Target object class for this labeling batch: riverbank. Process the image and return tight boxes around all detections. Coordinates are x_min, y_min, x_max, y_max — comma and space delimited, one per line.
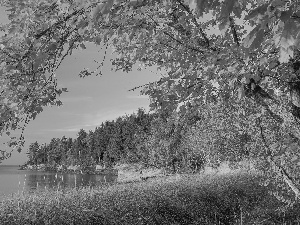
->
1, 166, 300, 224
20, 162, 164, 178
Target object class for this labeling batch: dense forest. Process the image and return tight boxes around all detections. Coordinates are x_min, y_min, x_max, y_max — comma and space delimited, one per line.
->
26, 102, 256, 174
25, 107, 207, 172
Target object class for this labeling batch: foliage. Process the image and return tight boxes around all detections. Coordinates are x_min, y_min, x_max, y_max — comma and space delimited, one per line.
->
25, 107, 206, 173
25, 108, 156, 168
2, 0, 300, 207
26, 141, 40, 165
1, 172, 300, 224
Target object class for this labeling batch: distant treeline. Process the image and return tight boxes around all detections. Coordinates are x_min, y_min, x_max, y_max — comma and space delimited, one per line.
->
26, 108, 206, 172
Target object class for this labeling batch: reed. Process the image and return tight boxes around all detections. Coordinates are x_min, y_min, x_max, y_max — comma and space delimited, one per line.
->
1, 172, 300, 224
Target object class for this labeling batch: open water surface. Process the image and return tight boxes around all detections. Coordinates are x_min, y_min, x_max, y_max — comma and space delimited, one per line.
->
0, 165, 117, 201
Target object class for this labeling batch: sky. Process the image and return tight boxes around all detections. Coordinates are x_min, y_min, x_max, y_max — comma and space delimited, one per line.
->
0, 7, 160, 165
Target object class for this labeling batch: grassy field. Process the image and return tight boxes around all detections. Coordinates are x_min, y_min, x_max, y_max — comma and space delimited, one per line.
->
1, 170, 300, 225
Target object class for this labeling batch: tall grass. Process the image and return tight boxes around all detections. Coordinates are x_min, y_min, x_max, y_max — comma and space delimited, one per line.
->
1, 172, 300, 224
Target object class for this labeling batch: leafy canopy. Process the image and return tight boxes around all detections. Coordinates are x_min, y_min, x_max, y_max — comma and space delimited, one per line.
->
0, 0, 300, 158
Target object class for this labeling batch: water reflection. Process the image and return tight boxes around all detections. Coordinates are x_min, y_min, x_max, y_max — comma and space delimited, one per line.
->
26, 172, 117, 191
0, 166, 117, 200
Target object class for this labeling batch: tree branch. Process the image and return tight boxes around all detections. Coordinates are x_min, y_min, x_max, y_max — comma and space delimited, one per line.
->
257, 117, 300, 200
229, 17, 240, 47
141, 8, 204, 54
163, 31, 204, 54
174, 0, 210, 47
35, 7, 85, 39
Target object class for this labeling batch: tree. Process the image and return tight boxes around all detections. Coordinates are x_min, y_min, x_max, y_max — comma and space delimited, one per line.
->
26, 141, 40, 165
2, 0, 300, 205
59, 135, 72, 165
39, 143, 49, 164
94, 124, 109, 163
86, 130, 97, 164
47, 138, 62, 165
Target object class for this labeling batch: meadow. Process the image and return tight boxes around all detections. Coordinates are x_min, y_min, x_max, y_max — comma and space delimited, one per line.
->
1, 168, 300, 224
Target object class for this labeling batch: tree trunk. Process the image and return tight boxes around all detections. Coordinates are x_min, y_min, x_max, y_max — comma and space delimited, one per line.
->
270, 157, 300, 200
251, 91, 300, 199
253, 92, 300, 140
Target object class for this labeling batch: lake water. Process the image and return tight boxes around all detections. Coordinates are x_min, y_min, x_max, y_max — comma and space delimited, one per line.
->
0, 165, 118, 201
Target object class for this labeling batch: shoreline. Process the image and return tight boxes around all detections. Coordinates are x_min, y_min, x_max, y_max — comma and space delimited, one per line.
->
19, 164, 119, 176
1, 169, 295, 225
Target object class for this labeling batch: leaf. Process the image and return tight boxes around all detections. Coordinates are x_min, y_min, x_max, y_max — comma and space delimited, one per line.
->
57, 2, 69, 14
17, 147, 22, 153
48, 43, 58, 51
33, 52, 47, 70
243, 27, 258, 48
36, 106, 43, 114
56, 100, 63, 106
276, 20, 299, 62
280, 9, 293, 23
243, 26, 264, 50
31, 112, 38, 120
250, 29, 265, 50
192, 0, 220, 16
260, 57, 268, 65
80, 43, 86, 49
219, 17, 230, 35
269, 60, 279, 69
100, 1, 114, 15
167, 94, 177, 101
279, 46, 293, 63
220, 0, 236, 18
271, 0, 287, 8
92, 1, 114, 21
79, 68, 92, 78
95, 36, 102, 45
291, 155, 298, 162
246, 4, 268, 22
277, 21, 298, 48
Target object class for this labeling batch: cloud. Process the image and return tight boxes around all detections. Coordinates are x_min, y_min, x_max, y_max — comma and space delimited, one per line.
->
51, 127, 84, 133
126, 95, 149, 99
59, 96, 94, 103
46, 123, 97, 133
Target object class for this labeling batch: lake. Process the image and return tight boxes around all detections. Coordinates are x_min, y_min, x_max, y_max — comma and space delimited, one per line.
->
0, 165, 118, 201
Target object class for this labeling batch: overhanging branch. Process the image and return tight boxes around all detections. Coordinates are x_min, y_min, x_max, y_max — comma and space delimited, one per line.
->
258, 117, 300, 200
229, 17, 240, 47
174, 0, 210, 47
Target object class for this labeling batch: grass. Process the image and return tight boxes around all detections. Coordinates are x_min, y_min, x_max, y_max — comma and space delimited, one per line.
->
1, 171, 300, 224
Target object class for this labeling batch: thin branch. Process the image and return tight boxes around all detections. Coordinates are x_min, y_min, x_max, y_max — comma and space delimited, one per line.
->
257, 99, 283, 123
128, 78, 164, 92
163, 31, 204, 54
187, 80, 202, 89
95, 41, 110, 76
257, 117, 300, 200
55, 34, 80, 71
174, 0, 210, 47
257, 117, 273, 156
229, 17, 240, 47
142, 9, 204, 54
35, 8, 85, 39
159, 41, 178, 51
